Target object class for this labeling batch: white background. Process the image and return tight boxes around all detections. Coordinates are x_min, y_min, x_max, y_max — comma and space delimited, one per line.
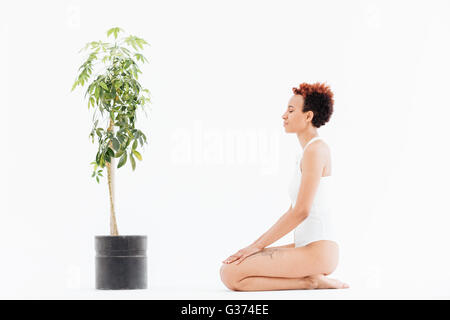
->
1, 0, 450, 299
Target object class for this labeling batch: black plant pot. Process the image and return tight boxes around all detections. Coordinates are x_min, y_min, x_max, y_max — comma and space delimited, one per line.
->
95, 235, 147, 290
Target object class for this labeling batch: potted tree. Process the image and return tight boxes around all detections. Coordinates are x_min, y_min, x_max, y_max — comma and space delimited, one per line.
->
71, 27, 151, 290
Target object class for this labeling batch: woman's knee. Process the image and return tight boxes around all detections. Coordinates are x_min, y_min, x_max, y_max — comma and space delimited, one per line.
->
220, 263, 242, 291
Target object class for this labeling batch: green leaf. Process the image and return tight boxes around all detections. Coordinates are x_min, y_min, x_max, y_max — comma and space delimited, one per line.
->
112, 138, 120, 151
124, 60, 132, 69
96, 176, 100, 183
130, 153, 136, 171
94, 85, 100, 99
125, 137, 131, 148
132, 150, 142, 161
117, 134, 125, 144
78, 42, 90, 53
132, 139, 137, 150
139, 38, 149, 46
89, 96, 95, 109
113, 28, 122, 39
99, 82, 108, 90
91, 171, 96, 177
105, 151, 111, 163
117, 152, 127, 168
114, 149, 125, 158
114, 80, 123, 89
107, 27, 123, 39
90, 41, 99, 49
134, 53, 143, 63
107, 147, 115, 158
71, 81, 78, 92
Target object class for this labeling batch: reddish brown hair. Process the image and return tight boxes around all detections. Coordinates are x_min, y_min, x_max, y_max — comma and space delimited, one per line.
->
292, 82, 334, 128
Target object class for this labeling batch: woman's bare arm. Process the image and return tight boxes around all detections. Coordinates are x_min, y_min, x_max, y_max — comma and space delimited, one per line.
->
250, 205, 307, 249
250, 143, 326, 250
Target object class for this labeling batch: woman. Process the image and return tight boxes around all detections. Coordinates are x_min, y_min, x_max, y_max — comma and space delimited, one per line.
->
220, 82, 349, 291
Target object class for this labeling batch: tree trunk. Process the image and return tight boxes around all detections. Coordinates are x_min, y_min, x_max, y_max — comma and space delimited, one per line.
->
106, 117, 119, 236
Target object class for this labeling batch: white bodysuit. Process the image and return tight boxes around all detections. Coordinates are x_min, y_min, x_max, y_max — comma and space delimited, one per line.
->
288, 136, 338, 247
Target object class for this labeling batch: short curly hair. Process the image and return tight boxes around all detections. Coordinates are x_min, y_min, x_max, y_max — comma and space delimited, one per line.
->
292, 82, 334, 128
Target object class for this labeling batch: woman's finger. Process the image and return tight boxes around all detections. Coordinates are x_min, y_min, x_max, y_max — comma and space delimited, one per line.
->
229, 255, 240, 263
236, 257, 245, 264
236, 248, 261, 264
223, 255, 234, 264
223, 249, 247, 264
226, 253, 241, 264
235, 253, 249, 265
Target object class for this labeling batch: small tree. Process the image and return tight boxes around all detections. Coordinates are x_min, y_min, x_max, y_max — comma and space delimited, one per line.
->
71, 27, 151, 236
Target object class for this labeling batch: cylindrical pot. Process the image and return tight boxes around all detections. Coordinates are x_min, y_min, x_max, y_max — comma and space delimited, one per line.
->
95, 235, 147, 290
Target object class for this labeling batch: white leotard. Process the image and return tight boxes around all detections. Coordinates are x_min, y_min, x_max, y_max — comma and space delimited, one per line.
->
288, 137, 338, 247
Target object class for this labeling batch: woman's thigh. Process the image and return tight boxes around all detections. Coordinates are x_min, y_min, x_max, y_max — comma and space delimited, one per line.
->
267, 243, 295, 249
221, 240, 338, 281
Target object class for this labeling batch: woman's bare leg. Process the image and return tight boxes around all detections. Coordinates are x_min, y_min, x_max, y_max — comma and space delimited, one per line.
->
266, 243, 295, 249
224, 242, 338, 279
233, 275, 315, 291
220, 241, 349, 291
234, 274, 349, 291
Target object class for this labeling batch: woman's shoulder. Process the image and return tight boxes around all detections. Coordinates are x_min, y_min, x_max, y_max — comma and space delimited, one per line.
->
301, 139, 331, 173
304, 138, 330, 157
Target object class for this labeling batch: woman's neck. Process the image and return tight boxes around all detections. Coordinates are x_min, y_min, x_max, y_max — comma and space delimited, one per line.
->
297, 130, 319, 150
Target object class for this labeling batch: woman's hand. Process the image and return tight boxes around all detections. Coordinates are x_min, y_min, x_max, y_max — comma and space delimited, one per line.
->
222, 245, 263, 265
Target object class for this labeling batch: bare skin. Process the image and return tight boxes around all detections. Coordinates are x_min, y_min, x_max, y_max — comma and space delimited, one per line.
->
220, 93, 349, 291
220, 241, 349, 291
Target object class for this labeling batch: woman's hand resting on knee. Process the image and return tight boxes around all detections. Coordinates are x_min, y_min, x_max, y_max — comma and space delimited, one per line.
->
222, 244, 263, 265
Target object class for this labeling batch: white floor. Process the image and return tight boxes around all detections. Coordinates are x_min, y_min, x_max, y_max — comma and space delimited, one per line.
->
2, 285, 448, 300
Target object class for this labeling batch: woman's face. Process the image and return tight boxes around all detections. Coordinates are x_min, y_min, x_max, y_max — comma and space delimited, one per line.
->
282, 94, 313, 133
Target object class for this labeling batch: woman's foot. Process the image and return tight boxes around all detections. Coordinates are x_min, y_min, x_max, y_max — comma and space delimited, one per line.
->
308, 274, 350, 289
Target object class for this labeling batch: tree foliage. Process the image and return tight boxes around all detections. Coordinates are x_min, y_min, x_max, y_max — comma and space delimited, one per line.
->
71, 27, 151, 182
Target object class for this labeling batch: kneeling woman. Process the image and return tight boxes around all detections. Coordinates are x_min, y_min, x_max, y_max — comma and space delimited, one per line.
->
220, 82, 349, 291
